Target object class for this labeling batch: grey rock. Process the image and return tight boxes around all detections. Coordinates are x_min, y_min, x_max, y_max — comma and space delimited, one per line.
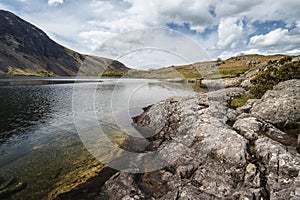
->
250, 79, 300, 128
237, 99, 257, 113
297, 134, 300, 153
246, 60, 258, 66
100, 80, 300, 200
201, 78, 243, 89
255, 137, 300, 199
244, 163, 261, 188
233, 117, 263, 140
263, 123, 297, 146
240, 79, 252, 89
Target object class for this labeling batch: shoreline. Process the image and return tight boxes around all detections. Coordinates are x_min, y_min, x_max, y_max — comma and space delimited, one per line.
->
66, 79, 300, 199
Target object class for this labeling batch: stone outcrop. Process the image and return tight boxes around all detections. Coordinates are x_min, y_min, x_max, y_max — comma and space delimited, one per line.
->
97, 79, 300, 200
250, 79, 300, 129
201, 78, 244, 89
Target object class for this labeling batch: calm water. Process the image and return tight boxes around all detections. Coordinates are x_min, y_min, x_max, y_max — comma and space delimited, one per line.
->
0, 78, 196, 199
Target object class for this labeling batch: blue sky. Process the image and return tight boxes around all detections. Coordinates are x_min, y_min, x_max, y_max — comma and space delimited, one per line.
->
1, 0, 300, 68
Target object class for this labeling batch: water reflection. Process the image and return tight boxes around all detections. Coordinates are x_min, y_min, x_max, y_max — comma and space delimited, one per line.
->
0, 78, 197, 199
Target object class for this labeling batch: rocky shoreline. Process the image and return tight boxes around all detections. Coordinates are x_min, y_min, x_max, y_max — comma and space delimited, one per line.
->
96, 79, 300, 200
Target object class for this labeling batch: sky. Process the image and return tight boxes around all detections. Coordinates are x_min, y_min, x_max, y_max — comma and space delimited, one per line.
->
1, 0, 300, 69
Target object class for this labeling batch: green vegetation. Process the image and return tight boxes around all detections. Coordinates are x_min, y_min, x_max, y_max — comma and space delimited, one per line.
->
230, 58, 300, 109
127, 65, 251, 80
250, 60, 300, 98
64, 47, 83, 64
278, 56, 293, 65
101, 71, 126, 77
249, 144, 256, 155
229, 95, 251, 109
214, 66, 250, 79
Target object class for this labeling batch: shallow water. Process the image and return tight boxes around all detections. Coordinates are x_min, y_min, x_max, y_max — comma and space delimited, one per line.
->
0, 78, 196, 199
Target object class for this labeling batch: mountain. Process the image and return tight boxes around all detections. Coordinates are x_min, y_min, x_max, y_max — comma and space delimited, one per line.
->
0, 10, 129, 77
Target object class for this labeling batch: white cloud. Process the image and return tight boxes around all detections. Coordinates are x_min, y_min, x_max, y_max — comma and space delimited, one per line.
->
79, 30, 116, 51
247, 28, 300, 56
215, 0, 261, 18
48, 0, 64, 6
249, 29, 288, 48
190, 25, 206, 33
241, 48, 261, 55
217, 17, 244, 48
2, 0, 300, 63
287, 49, 300, 55
92, 28, 211, 68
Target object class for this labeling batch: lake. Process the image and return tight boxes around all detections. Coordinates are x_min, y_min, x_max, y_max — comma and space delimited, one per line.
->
0, 78, 197, 199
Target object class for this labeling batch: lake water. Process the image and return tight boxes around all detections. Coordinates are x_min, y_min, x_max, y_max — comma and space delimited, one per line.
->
0, 78, 197, 199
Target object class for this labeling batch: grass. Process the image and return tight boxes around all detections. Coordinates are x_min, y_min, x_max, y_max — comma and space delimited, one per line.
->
101, 71, 126, 77
229, 95, 251, 109
249, 144, 256, 155
126, 54, 287, 80
127, 65, 252, 80
218, 66, 250, 78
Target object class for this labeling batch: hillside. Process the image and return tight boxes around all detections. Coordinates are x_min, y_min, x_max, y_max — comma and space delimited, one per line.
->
0, 10, 129, 77
127, 54, 287, 79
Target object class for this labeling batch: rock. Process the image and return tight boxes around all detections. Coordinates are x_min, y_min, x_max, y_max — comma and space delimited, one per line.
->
163, 79, 186, 83
176, 184, 217, 200
201, 78, 243, 89
100, 87, 251, 199
100, 173, 145, 200
255, 137, 300, 199
263, 123, 297, 147
240, 79, 252, 89
246, 60, 258, 66
244, 163, 261, 188
297, 134, 300, 153
233, 117, 263, 140
99, 80, 300, 200
237, 99, 257, 113
250, 79, 300, 129
0, 177, 26, 199
232, 188, 264, 200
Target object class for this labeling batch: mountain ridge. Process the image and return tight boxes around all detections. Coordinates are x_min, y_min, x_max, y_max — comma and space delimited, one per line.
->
0, 10, 129, 77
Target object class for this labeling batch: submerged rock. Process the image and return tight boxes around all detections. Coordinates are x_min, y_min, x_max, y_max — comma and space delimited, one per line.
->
0, 177, 26, 199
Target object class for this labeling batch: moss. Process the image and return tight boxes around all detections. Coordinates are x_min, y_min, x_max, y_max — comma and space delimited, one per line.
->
229, 95, 251, 109
249, 144, 256, 155
250, 60, 300, 98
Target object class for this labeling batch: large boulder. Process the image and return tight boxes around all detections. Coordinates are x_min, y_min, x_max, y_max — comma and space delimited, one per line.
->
255, 137, 300, 200
201, 78, 243, 89
250, 79, 300, 128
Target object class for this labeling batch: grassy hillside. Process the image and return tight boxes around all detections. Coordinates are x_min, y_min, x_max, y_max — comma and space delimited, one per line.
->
126, 54, 286, 80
